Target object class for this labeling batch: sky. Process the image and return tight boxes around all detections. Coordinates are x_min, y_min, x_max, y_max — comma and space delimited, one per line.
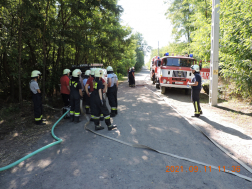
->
118, 0, 174, 63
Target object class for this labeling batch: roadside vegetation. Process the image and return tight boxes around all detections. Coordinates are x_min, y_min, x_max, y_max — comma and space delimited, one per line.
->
147, 0, 252, 102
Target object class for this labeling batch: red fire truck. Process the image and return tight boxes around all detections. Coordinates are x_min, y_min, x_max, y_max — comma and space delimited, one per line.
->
151, 53, 210, 94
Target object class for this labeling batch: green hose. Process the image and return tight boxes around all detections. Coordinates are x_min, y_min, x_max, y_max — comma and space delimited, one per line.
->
0, 110, 69, 172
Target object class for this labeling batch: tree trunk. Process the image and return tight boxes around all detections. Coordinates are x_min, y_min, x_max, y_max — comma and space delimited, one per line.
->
42, 0, 50, 102
18, 2, 23, 105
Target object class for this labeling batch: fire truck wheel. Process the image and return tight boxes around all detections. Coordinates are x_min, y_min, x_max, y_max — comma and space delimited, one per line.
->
161, 86, 166, 94
156, 83, 160, 89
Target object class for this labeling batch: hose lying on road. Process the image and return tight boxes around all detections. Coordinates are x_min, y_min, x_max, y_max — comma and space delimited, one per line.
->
0, 111, 69, 172
82, 82, 252, 182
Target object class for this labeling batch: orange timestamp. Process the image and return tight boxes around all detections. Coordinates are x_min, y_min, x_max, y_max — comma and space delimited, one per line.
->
166, 166, 241, 173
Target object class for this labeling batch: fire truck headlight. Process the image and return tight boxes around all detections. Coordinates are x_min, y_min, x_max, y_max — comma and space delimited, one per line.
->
163, 79, 167, 84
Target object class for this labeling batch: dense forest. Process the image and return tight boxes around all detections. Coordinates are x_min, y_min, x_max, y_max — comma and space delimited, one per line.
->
148, 0, 252, 99
0, 0, 149, 103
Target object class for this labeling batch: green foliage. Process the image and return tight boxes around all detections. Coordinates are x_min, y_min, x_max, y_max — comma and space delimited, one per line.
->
162, 0, 252, 98
219, 0, 252, 98
0, 0, 148, 102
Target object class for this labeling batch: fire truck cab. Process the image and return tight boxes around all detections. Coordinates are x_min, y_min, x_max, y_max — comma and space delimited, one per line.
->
152, 53, 210, 94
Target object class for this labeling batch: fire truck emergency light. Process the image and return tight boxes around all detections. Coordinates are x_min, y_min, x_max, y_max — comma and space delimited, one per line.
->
165, 53, 169, 56
189, 54, 193, 57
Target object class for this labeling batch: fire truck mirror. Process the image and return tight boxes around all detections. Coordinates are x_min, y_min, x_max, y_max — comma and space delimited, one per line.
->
158, 61, 161, 67
199, 62, 202, 70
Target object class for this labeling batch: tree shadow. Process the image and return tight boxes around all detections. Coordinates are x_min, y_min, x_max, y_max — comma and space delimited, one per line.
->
215, 105, 252, 117
198, 116, 252, 140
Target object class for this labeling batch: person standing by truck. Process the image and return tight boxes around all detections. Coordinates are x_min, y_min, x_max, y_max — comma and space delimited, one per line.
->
188, 65, 202, 117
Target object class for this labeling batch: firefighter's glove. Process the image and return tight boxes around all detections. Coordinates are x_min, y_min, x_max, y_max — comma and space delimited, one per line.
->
101, 100, 103, 106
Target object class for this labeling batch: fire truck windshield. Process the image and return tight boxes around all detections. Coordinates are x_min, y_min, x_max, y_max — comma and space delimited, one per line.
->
162, 58, 193, 67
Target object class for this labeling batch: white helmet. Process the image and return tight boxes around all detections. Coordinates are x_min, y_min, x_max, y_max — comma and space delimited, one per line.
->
31, 70, 41, 77
85, 70, 91, 76
90, 68, 96, 76
63, 69, 71, 75
94, 68, 103, 78
191, 65, 200, 72
106, 66, 113, 72
72, 69, 81, 77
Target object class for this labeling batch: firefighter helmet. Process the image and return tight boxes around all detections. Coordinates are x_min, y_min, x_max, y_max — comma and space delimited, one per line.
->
106, 66, 113, 72
31, 70, 41, 77
63, 69, 71, 75
90, 68, 96, 76
190, 65, 200, 72
94, 68, 103, 78
72, 69, 81, 77
85, 70, 91, 76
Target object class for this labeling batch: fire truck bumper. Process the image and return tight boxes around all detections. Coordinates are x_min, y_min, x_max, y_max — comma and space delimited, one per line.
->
160, 83, 190, 89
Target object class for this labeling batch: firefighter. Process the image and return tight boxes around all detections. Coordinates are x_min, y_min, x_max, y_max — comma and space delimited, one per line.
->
151, 69, 155, 84
30, 70, 46, 125
83, 70, 91, 114
106, 66, 118, 116
69, 69, 83, 123
60, 69, 71, 107
90, 69, 117, 131
129, 67, 135, 87
188, 65, 202, 117
85, 68, 107, 121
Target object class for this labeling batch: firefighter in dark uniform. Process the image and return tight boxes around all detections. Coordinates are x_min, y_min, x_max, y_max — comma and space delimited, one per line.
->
30, 70, 46, 125
128, 67, 135, 87
83, 70, 91, 114
106, 66, 118, 117
188, 65, 202, 117
69, 69, 83, 123
85, 68, 107, 121
90, 69, 117, 131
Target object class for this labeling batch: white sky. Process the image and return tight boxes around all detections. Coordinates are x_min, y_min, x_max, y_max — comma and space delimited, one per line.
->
118, 0, 174, 63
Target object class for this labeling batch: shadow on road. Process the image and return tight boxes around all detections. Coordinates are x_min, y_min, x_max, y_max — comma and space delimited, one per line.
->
198, 116, 252, 140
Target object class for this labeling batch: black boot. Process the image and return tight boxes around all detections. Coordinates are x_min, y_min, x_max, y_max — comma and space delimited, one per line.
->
74, 116, 81, 123
110, 110, 116, 117
70, 115, 74, 122
95, 125, 104, 131
36, 120, 46, 125
115, 110, 118, 115
108, 124, 117, 131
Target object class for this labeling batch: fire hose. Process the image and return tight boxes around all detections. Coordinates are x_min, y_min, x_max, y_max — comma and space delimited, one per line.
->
0, 110, 69, 172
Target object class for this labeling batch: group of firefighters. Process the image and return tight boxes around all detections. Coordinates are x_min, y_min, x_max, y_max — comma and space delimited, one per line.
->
29, 64, 203, 129
29, 66, 118, 131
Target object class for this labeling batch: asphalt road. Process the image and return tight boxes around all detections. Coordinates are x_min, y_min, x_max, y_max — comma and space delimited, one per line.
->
0, 68, 251, 189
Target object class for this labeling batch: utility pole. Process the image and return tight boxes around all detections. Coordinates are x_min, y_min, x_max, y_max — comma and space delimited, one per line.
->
209, 0, 220, 106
